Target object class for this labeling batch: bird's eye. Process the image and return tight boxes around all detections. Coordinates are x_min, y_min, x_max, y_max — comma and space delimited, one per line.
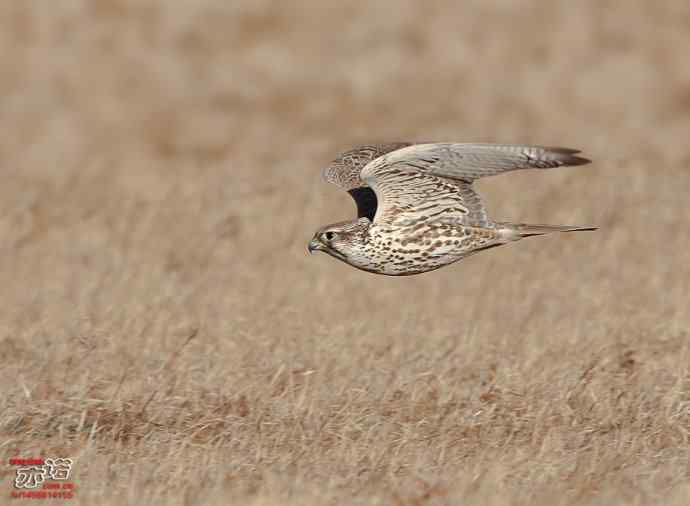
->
324, 231, 336, 241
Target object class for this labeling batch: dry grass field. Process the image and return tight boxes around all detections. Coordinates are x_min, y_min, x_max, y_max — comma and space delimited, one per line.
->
1, 1, 689, 504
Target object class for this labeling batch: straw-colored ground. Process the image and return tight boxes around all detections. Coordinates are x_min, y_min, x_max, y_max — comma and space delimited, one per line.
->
1, 1, 689, 504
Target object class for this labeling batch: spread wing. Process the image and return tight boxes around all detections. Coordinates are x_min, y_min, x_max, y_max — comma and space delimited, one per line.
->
321, 143, 412, 220
360, 143, 591, 227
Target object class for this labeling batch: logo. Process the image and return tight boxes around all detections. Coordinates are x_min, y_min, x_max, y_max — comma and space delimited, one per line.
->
8, 457, 76, 500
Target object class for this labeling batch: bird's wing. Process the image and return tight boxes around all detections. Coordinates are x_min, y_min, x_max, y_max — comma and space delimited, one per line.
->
322, 143, 414, 190
360, 143, 590, 226
321, 143, 413, 220
360, 163, 488, 227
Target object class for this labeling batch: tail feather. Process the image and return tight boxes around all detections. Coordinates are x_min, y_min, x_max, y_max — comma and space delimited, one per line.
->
503, 223, 598, 239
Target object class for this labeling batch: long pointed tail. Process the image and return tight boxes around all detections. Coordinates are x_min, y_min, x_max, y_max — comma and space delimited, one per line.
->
502, 223, 598, 240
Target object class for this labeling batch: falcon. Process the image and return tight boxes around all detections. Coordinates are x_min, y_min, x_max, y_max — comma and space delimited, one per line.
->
308, 143, 596, 276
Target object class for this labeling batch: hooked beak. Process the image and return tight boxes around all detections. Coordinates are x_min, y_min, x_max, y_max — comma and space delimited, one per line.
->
308, 238, 324, 254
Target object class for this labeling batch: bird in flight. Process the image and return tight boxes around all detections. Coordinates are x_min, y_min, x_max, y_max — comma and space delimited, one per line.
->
308, 143, 596, 276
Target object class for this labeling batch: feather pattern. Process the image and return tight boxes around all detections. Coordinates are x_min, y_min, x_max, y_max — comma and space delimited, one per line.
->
310, 142, 595, 276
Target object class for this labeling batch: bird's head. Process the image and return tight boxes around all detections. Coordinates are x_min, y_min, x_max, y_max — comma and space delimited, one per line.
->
308, 218, 371, 264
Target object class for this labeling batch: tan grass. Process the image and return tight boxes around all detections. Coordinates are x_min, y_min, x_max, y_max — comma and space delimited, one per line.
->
0, 1, 689, 504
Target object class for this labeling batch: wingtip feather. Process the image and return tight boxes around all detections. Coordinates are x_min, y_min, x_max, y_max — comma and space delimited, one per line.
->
564, 155, 592, 166
546, 146, 581, 155
543, 147, 591, 166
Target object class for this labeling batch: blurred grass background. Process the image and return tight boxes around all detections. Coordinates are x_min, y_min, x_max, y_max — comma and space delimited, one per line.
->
0, 1, 688, 504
